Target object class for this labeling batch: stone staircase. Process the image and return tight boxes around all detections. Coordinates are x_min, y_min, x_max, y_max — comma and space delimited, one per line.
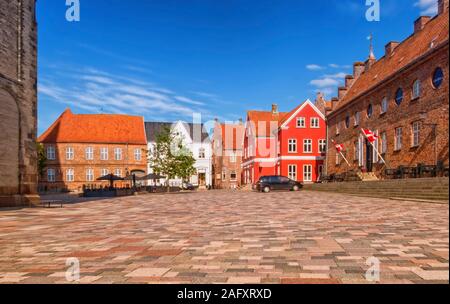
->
303, 177, 449, 202
357, 172, 379, 181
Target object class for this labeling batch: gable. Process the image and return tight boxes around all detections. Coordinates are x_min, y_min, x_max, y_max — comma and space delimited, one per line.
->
280, 99, 325, 129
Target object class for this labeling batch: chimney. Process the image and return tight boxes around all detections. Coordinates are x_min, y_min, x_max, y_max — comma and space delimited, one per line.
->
438, 0, 449, 15
385, 41, 399, 56
345, 75, 354, 88
414, 16, 431, 33
353, 62, 365, 79
331, 97, 339, 110
338, 87, 348, 100
271, 104, 278, 114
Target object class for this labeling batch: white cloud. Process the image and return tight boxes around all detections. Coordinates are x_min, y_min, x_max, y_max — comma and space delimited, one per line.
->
329, 63, 352, 69
323, 72, 347, 79
306, 64, 325, 71
414, 0, 438, 15
309, 77, 340, 88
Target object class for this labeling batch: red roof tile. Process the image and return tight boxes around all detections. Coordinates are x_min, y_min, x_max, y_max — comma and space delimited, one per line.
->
336, 12, 449, 111
38, 109, 147, 145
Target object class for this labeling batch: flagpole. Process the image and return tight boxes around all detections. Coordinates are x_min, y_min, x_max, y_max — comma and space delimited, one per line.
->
361, 128, 388, 167
340, 151, 351, 167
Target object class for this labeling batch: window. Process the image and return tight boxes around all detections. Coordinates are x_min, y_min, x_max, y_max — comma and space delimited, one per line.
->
114, 169, 122, 177
86, 168, 94, 182
230, 171, 237, 181
47, 146, 56, 160
114, 148, 123, 160
134, 148, 142, 161
198, 148, 206, 159
100, 147, 108, 160
303, 139, 312, 153
412, 121, 420, 147
66, 169, 74, 182
345, 115, 350, 129
310, 117, 320, 128
354, 112, 360, 126
381, 97, 388, 114
395, 88, 404, 106
288, 165, 297, 181
355, 141, 360, 163
288, 139, 297, 153
101, 169, 109, 177
395, 127, 403, 151
381, 132, 387, 154
47, 169, 56, 182
230, 152, 237, 163
66, 147, 74, 160
319, 139, 327, 153
303, 165, 312, 182
412, 79, 421, 99
335, 153, 340, 166
222, 169, 226, 180
432, 67, 444, 89
356, 136, 364, 166
336, 122, 340, 135
296, 117, 306, 128
85, 147, 94, 160
367, 103, 373, 118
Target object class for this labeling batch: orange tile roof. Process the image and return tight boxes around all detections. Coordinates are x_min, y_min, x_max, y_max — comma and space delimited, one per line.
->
38, 109, 147, 145
336, 12, 449, 111
247, 111, 288, 137
221, 123, 245, 150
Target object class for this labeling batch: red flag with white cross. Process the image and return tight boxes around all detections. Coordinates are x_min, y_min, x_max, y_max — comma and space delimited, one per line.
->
362, 128, 378, 143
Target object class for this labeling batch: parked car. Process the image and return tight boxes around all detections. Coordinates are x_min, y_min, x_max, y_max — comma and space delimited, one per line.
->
255, 176, 303, 193
181, 182, 196, 191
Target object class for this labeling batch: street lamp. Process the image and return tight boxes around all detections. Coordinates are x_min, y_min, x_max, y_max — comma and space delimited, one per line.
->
419, 111, 438, 166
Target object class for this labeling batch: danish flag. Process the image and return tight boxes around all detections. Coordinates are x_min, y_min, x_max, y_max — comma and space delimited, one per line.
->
362, 128, 378, 143
332, 140, 344, 153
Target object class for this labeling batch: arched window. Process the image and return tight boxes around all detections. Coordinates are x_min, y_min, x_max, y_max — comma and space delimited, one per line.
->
432, 67, 444, 89
367, 104, 373, 118
412, 79, 421, 99
381, 97, 388, 114
345, 114, 350, 128
395, 88, 404, 106
354, 112, 360, 126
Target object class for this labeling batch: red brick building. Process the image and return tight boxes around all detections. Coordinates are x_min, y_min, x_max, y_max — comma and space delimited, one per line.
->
325, 0, 449, 178
242, 101, 327, 185
38, 109, 148, 192
212, 121, 245, 189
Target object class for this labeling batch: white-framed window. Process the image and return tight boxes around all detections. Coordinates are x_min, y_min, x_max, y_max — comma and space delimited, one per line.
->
66, 147, 74, 160
373, 130, 379, 163
288, 165, 297, 181
114, 148, 123, 161
381, 132, 387, 154
229, 152, 237, 163
86, 168, 94, 182
303, 165, 313, 182
296, 117, 306, 128
100, 147, 108, 160
381, 97, 388, 114
85, 147, 94, 160
114, 168, 122, 177
335, 153, 340, 166
101, 168, 109, 177
230, 171, 237, 181
354, 112, 360, 126
319, 139, 327, 153
303, 139, 312, 153
47, 146, 56, 160
47, 168, 56, 182
310, 117, 320, 128
412, 121, 420, 147
134, 148, 142, 161
66, 168, 74, 182
355, 136, 364, 167
412, 79, 421, 99
395, 127, 403, 151
199, 148, 206, 159
336, 122, 340, 135
288, 139, 297, 153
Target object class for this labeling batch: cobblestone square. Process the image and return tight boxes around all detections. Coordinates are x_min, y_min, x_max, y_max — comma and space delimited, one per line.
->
0, 191, 448, 284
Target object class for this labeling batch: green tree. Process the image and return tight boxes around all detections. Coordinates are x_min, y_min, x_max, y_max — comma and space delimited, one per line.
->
148, 126, 196, 191
36, 143, 47, 179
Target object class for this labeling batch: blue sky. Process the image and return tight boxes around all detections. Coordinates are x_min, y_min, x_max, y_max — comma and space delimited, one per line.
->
37, 0, 439, 134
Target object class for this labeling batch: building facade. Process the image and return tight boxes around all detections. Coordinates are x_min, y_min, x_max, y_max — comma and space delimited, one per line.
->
145, 121, 212, 188
212, 121, 245, 189
325, 0, 449, 178
38, 109, 148, 192
242, 101, 327, 185
0, 0, 39, 207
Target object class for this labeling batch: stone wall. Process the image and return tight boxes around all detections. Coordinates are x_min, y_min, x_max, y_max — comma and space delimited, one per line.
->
0, 0, 38, 207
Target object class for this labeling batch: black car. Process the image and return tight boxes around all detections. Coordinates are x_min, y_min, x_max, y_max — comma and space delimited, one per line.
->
255, 176, 303, 193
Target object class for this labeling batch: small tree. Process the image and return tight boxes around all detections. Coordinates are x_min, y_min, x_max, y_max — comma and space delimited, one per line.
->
36, 143, 47, 179
149, 126, 196, 191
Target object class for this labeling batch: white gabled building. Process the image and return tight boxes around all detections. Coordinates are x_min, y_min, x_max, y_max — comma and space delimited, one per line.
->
145, 121, 212, 188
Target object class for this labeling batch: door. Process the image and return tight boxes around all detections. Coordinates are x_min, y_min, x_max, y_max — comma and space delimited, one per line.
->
365, 139, 373, 172
198, 173, 206, 186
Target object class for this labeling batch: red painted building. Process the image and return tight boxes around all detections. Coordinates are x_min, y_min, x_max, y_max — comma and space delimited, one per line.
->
242, 100, 327, 185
